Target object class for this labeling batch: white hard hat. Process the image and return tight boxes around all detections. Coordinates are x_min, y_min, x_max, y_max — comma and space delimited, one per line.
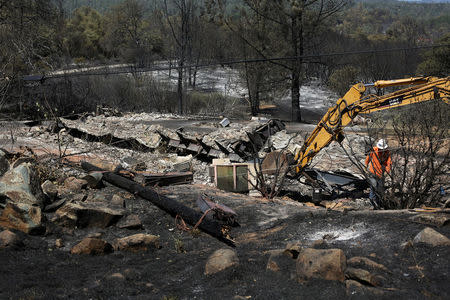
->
377, 139, 388, 150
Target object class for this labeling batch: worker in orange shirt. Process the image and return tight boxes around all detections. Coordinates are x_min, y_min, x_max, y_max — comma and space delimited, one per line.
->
365, 139, 392, 208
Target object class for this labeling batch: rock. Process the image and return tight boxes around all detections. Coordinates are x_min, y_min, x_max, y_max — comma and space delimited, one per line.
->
41, 180, 58, 200
410, 214, 449, 227
0, 229, 23, 249
70, 237, 112, 255
108, 273, 125, 281
117, 214, 142, 229
54, 202, 125, 228
63, 177, 88, 193
347, 256, 389, 273
205, 248, 239, 275
0, 149, 9, 176
111, 194, 125, 208
82, 172, 104, 189
0, 163, 44, 207
413, 227, 450, 246
345, 267, 382, 287
113, 234, 160, 252
296, 248, 347, 282
0, 203, 44, 234
55, 238, 64, 248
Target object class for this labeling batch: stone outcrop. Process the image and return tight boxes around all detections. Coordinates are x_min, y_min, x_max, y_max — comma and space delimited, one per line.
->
296, 248, 347, 282
113, 234, 160, 252
0, 202, 44, 234
70, 237, 113, 255
205, 248, 239, 275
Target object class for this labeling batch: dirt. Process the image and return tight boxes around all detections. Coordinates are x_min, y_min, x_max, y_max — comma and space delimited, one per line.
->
1, 183, 449, 299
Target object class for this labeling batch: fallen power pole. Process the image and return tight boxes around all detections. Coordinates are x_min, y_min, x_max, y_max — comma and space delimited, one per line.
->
81, 161, 235, 247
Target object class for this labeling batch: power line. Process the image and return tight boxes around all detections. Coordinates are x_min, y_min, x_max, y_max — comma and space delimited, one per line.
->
35, 44, 450, 81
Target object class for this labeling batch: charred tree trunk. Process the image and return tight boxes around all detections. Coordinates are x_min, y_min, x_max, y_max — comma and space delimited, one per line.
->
81, 162, 234, 247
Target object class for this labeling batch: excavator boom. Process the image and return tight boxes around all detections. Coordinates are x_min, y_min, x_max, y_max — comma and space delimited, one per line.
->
294, 76, 449, 173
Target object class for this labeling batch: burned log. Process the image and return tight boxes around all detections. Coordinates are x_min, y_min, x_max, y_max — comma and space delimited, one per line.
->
81, 162, 235, 247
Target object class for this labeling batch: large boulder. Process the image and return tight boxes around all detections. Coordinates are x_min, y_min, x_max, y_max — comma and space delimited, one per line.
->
54, 202, 125, 228
413, 227, 450, 246
0, 202, 44, 234
70, 237, 113, 255
296, 248, 347, 282
0, 229, 23, 249
205, 248, 239, 275
113, 234, 160, 252
0, 163, 44, 207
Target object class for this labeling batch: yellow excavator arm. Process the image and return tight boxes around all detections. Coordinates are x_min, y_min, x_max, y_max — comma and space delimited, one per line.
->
294, 76, 450, 173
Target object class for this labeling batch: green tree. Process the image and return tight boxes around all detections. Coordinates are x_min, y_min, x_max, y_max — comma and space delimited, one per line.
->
416, 35, 450, 76
64, 6, 105, 59
102, 0, 162, 65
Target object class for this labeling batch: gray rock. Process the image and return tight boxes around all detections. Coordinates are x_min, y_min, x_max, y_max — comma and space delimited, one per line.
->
205, 248, 239, 275
82, 172, 104, 189
0, 163, 44, 207
413, 227, 450, 246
